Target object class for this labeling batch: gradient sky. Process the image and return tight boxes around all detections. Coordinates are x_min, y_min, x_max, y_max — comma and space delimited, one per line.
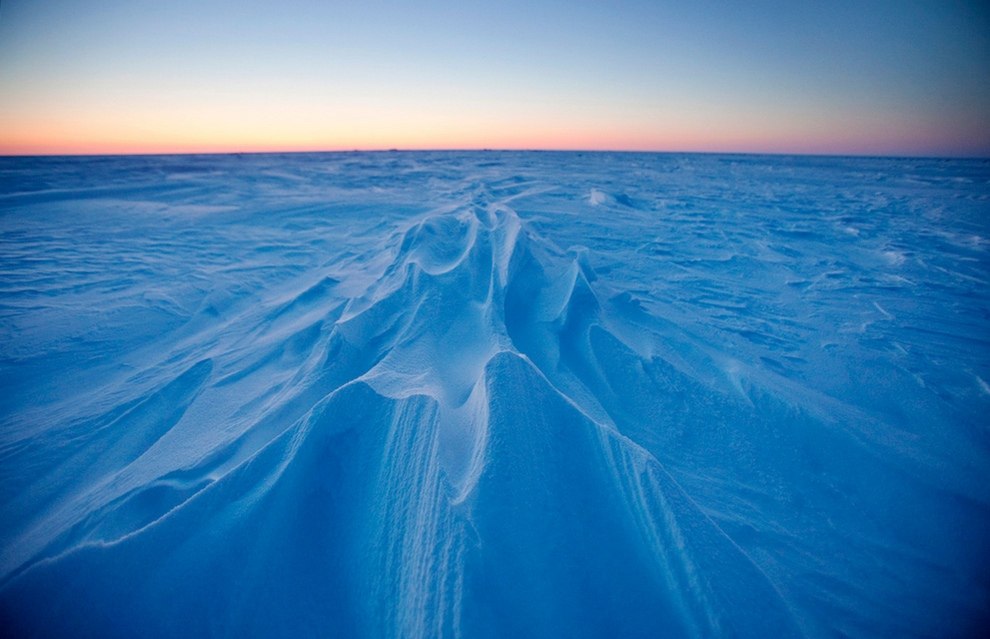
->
1, 0, 988, 156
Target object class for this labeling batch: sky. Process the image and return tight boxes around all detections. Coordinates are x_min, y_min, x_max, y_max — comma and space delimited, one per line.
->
0, 0, 988, 156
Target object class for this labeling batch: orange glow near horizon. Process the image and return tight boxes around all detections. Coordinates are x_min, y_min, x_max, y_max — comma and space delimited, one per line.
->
1, 61, 986, 158
4, 110, 986, 158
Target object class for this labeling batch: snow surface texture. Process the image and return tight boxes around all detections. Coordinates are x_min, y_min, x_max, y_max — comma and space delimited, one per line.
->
0, 152, 988, 637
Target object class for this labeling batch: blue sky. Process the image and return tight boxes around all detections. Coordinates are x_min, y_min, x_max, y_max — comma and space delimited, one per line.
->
1, 0, 988, 155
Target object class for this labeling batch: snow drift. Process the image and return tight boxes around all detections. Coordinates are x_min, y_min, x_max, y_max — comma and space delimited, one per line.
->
1, 152, 988, 637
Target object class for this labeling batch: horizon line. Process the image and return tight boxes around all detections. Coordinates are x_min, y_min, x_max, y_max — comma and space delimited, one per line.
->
2, 147, 988, 162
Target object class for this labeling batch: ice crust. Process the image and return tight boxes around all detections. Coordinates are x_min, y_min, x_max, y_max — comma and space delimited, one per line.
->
0, 151, 988, 637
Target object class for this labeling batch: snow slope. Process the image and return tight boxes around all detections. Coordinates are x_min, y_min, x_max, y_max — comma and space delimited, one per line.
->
1, 151, 988, 637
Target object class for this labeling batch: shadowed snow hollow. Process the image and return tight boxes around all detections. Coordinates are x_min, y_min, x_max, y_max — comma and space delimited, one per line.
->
1, 152, 988, 638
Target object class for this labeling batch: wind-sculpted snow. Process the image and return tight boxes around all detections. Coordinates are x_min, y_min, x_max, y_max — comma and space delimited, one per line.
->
1, 152, 988, 637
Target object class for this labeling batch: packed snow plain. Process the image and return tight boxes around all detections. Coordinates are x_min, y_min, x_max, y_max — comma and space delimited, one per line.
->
0, 151, 988, 637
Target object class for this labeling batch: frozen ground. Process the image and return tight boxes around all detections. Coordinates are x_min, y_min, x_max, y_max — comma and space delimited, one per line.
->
0, 151, 988, 637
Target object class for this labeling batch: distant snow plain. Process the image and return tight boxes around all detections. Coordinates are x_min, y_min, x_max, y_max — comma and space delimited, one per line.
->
0, 151, 988, 637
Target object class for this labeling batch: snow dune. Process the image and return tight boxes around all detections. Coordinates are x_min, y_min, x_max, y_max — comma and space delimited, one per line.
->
0, 152, 988, 637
